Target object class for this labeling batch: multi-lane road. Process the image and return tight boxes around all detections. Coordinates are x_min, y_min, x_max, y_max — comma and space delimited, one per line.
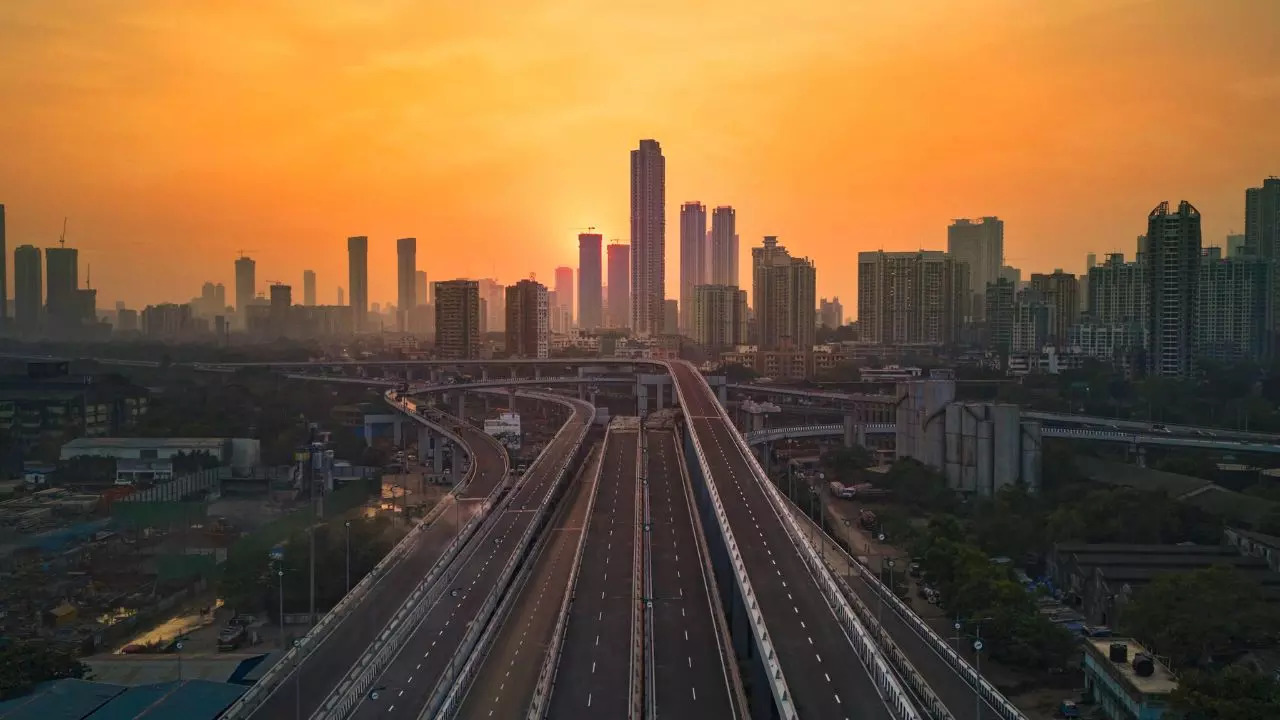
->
671, 361, 894, 720
455, 442, 601, 719
646, 428, 737, 717
349, 400, 592, 718
545, 428, 640, 717
248, 417, 508, 720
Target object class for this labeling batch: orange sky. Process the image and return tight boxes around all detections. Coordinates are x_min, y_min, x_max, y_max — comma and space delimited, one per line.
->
1, 0, 1278, 316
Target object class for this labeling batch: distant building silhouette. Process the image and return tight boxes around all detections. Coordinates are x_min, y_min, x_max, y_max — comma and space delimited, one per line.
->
348, 236, 368, 333
679, 202, 706, 334
630, 139, 666, 335
578, 233, 603, 330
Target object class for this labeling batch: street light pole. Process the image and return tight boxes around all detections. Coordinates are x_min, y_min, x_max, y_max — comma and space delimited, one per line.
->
345, 520, 352, 595
293, 638, 304, 720
277, 567, 285, 648
974, 627, 986, 720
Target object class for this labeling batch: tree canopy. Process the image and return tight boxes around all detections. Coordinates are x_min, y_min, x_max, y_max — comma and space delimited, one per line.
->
1172, 666, 1280, 720
0, 642, 87, 700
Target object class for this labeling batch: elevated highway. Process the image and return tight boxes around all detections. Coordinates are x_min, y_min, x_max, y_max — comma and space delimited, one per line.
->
233, 406, 510, 720
340, 392, 594, 719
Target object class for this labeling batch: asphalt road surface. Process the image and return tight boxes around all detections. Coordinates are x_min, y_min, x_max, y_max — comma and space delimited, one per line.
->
545, 430, 639, 718
248, 420, 508, 720
349, 402, 591, 719
670, 361, 893, 720
455, 442, 600, 719
646, 428, 736, 717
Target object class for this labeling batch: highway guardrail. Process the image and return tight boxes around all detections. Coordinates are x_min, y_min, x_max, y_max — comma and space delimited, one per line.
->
525, 421, 609, 719
636, 430, 651, 720
669, 378, 800, 720
221, 399, 497, 720
425, 396, 595, 719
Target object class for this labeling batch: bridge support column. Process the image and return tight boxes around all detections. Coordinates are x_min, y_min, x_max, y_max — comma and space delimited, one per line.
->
451, 448, 462, 485
749, 412, 764, 434
636, 382, 649, 417
761, 441, 771, 474
655, 378, 666, 411
456, 392, 465, 419
589, 390, 598, 407
577, 382, 585, 401
393, 417, 404, 447
434, 437, 445, 474
534, 366, 542, 380
417, 425, 431, 456
1136, 445, 1146, 468
481, 368, 490, 381
483, 395, 491, 413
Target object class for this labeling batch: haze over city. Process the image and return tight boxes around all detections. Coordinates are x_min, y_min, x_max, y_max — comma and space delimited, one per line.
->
1, 0, 1278, 311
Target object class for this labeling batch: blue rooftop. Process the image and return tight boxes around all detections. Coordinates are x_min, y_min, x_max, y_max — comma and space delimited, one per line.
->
0, 678, 245, 720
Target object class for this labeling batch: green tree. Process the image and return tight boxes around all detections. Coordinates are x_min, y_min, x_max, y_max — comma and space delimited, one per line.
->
715, 363, 758, 383
1172, 666, 1280, 720
1123, 566, 1280, 668
820, 446, 874, 478
0, 641, 88, 699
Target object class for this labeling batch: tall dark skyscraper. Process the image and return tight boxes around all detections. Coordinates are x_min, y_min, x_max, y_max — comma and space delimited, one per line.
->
45, 246, 79, 331
505, 279, 549, 359
0, 204, 7, 330
234, 255, 255, 311
348, 235, 368, 333
397, 237, 417, 331
1145, 200, 1201, 378
710, 206, 738, 286
630, 139, 666, 335
302, 269, 316, 306
607, 241, 630, 329
434, 279, 481, 359
679, 201, 707, 334
1245, 177, 1280, 354
577, 232, 603, 329
13, 244, 41, 335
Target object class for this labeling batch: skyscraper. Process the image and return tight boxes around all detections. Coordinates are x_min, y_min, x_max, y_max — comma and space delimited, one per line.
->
269, 283, 292, 337
505, 279, 550, 359
679, 202, 707, 333
751, 236, 817, 350
630, 139, 666, 335
348, 236, 368, 333
710, 206, 738, 286
947, 216, 1004, 320
337, 287, 345, 307
397, 237, 417, 332
607, 242, 630, 329
1028, 270, 1080, 347
477, 278, 505, 333
693, 284, 747, 348
434, 280, 481, 359
663, 299, 678, 336
302, 270, 316, 306
45, 246, 79, 332
13, 244, 41, 335
1245, 177, 1280, 354
234, 255, 255, 313
554, 266, 574, 327
415, 271, 428, 309
1199, 246, 1268, 363
0, 204, 7, 330
577, 233, 603, 329
1144, 201, 1201, 377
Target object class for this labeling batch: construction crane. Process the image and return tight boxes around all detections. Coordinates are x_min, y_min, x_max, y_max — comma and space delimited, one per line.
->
570, 226, 597, 233
237, 249, 258, 258
58, 217, 68, 248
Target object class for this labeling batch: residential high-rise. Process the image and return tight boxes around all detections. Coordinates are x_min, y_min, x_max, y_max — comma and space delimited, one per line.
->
751, 236, 816, 350
858, 250, 967, 346
947, 216, 1004, 320
1245, 177, 1280, 354
1087, 254, 1147, 325
554, 266, 574, 326
46, 246, 79, 332
710, 206, 738, 286
505, 279, 549, 359
13, 244, 41, 335
396, 237, 417, 332
606, 241, 630, 329
415, 271, 428, 309
434, 280, 481, 359
0, 204, 6, 331
1144, 200, 1202, 377
269, 284, 292, 337
692, 284, 747, 348
234, 255, 255, 314
1028, 270, 1080, 347
577, 233, 603, 329
679, 201, 707, 334
630, 139, 666, 335
984, 278, 1016, 352
663, 299, 678, 335
818, 297, 843, 328
1199, 246, 1268, 363
348, 236, 368, 333
1226, 233, 1248, 258
302, 270, 316, 306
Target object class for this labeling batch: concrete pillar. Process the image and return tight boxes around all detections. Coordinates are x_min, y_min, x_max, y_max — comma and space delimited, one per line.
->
761, 441, 771, 474
589, 390, 598, 407
417, 425, 431, 455
456, 392, 465, 419
363, 420, 374, 446
482, 368, 490, 381
483, 395, 491, 413
717, 382, 727, 405
393, 417, 404, 447
636, 382, 649, 417
1136, 445, 1146, 468
655, 379, 665, 410
451, 450, 462, 485
749, 412, 764, 433
577, 383, 585, 401
507, 387, 516, 411
534, 366, 542, 380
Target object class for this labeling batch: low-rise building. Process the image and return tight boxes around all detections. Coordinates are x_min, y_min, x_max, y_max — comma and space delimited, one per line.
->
59, 437, 260, 476
1082, 637, 1178, 720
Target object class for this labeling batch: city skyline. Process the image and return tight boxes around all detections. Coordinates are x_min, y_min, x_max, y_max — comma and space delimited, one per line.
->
0, 2, 1277, 314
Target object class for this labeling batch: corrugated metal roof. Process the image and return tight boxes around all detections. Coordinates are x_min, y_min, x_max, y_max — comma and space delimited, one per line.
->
0, 679, 124, 720
85, 680, 245, 720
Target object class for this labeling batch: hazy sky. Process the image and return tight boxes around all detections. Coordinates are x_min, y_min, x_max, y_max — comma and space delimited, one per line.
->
1, 0, 1278, 314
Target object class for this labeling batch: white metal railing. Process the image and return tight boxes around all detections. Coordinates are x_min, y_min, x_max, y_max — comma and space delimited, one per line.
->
667, 369, 800, 720
634, 431, 649, 720
424, 394, 595, 719
524, 425, 610, 719
640, 429, 656, 720
221, 399, 500, 720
